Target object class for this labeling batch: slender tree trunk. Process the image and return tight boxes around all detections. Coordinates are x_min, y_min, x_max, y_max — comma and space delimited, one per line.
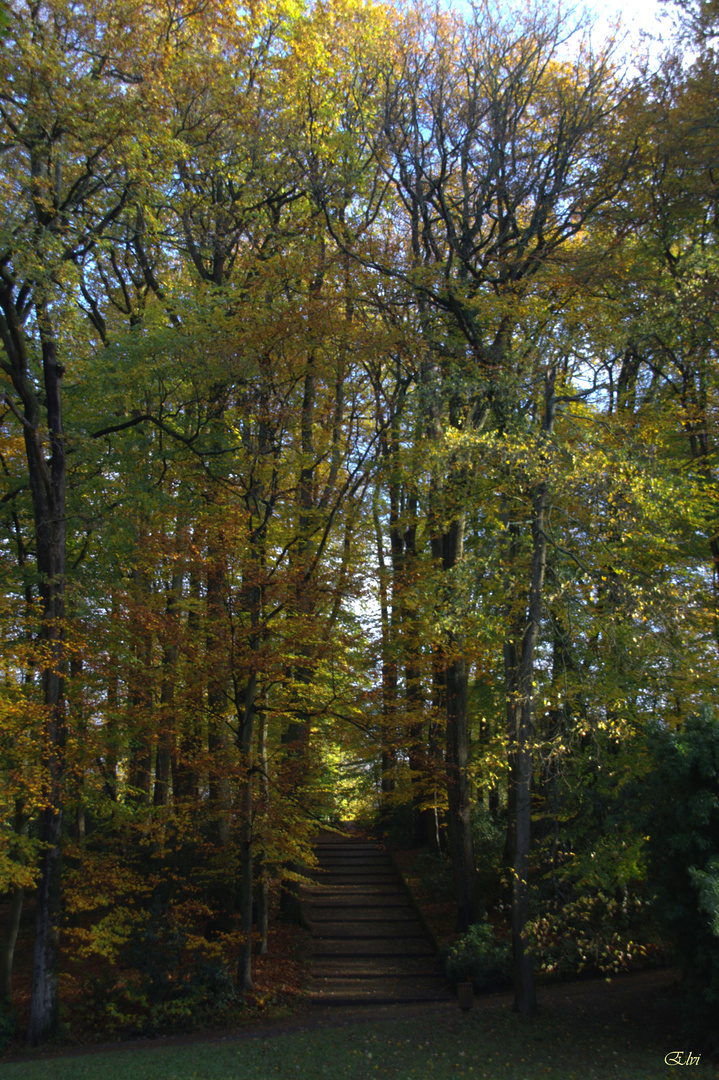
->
237, 496, 266, 989
9, 313, 68, 1046
0, 802, 27, 1004
206, 542, 231, 846
237, 672, 257, 994
69, 654, 86, 839
154, 538, 184, 808
373, 492, 397, 810
445, 646, 480, 930
506, 365, 557, 1018
174, 554, 203, 805
503, 625, 521, 872
256, 707, 270, 956
424, 652, 445, 856
402, 484, 429, 848
435, 509, 480, 930
127, 562, 153, 807
417, 315, 479, 915
280, 343, 320, 920
0, 887, 24, 1006
103, 594, 120, 802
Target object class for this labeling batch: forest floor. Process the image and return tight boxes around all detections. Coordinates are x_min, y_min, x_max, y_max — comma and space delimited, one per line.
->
2, 833, 713, 1076
2, 966, 715, 1079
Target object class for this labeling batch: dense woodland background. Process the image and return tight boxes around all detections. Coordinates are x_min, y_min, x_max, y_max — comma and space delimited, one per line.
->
2, 0, 719, 1049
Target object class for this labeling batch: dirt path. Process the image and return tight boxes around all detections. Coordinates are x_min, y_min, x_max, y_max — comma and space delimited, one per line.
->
1, 967, 682, 1067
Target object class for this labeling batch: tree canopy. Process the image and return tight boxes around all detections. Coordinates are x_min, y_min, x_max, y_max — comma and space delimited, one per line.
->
1, 0, 719, 1046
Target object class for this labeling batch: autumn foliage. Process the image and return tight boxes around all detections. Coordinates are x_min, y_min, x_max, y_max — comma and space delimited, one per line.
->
1, 0, 719, 1048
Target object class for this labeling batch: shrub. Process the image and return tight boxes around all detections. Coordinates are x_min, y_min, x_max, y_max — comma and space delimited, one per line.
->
0, 998, 18, 1053
472, 803, 506, 908
115, 914, 241, 1034
441, 918, 512, 991
77, 906, 242, 1037
644, 708, 719, 1047
527, 891, 655, 978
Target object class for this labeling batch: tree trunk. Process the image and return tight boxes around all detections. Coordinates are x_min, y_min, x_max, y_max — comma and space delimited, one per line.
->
0, 802, 27, 1004
126, 562, 153, 807
256, 708, 270, 956
0, 886, 24, 1005
237, 672, 257, 994
154, 542, 184, 808
11, 318, 68, 1046
437, 512, 481, 931
103, 595, 120, 802
237, 523, 264, 990
206, 543, 231, 846
173, 555, 203, 805
373, 491, 397, 811
506, 365, 557, 1018
445, 647, 481, 930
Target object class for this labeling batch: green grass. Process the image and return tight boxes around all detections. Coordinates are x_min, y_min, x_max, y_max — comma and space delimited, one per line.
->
2, 1003, 717, 1080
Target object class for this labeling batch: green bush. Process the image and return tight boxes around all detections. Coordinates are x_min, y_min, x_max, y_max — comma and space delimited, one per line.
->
643, 708, 719, 1047
80, 906, 241, 1036
441, 918, 512, 991
121, 916, 240, 1034
0, 998, 18, 1053
472, 804, 506, 908
527, 891, 656, 978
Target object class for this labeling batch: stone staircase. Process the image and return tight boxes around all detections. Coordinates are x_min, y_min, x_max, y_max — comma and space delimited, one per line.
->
302, 831, 452, 1006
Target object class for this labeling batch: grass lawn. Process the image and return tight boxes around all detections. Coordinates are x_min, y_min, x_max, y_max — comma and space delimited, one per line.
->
2, 987, 717, 1080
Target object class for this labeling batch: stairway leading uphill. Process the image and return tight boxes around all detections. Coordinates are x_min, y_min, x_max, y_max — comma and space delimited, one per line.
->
302, 831, 453, 1006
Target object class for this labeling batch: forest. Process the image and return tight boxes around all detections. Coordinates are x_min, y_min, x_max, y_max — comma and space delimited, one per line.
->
1, 0, 719, 1052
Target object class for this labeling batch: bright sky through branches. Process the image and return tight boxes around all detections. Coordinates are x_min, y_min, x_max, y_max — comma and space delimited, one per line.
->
591, 0, 674, 57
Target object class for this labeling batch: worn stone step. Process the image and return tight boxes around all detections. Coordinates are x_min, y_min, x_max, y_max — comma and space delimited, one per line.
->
309, 875, 399, 886
311, 939, 436, 957
306, 898, 412, 910
308, 983, 452, 1006
311, 959, 442, 977
306, 886, 408, 897
315, 864, 392, 872
311, 865, 396, 875
313, 927, 425, 940
316, 848, 387, 855
309, 910, 416, 923
316, 845, 385, 854
304, 831, 442, 1006
309, 974, 447, 988
313, 845, 381, 854
315, 869, 391, 875
317, 847, 385, 853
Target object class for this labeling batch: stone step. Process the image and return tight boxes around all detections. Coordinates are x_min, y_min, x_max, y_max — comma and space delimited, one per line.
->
308, 982, 452, 1006
311, 875, 397, 884
314, 869, 392, 877
315, 864, 392, 872
313, 844, 382, 854
305, 887, 408, 898
309, 875, 399, 885
311, 866, 396, 875
312, 926, 425, 939
311, 939, 436, 957
316, 848, 387, 855
304, 832, 442, 1006
309, 910, 417, 923
316, 847, 385, 853
310, 958, 442, 977
306, 898, 412, 910
315, 846, 386, 853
